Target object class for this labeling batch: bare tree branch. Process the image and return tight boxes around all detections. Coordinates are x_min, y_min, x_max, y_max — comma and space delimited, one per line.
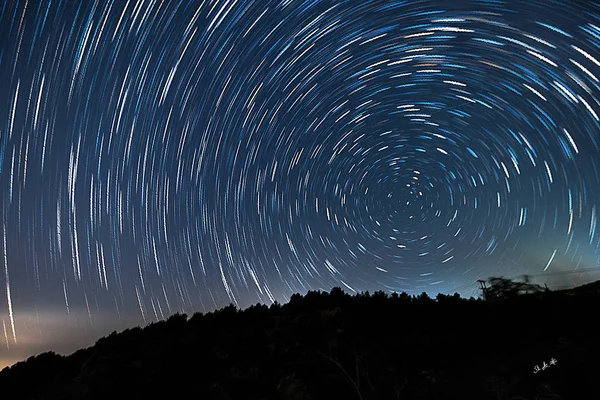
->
317, 350, 363, 400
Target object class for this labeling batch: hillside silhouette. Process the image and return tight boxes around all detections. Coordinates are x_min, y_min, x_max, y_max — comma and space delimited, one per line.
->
1, 276, 599, 400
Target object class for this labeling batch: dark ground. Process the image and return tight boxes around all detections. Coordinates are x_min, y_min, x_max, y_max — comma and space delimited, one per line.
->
1, 279, 599, 400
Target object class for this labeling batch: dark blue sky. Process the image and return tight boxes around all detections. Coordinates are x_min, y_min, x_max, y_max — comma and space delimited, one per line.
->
1, 0, 600, 368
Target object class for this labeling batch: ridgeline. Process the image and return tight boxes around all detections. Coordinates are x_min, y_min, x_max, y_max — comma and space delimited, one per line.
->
1, 278, 599, 400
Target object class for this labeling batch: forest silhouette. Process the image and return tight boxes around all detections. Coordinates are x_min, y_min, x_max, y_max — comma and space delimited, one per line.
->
1, 275, 599, 400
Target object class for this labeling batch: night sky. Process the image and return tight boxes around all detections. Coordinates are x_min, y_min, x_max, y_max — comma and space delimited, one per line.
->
1, 0, 600, 368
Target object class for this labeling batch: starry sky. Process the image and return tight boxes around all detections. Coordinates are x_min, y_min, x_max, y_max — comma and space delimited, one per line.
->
1, 0, 600, 368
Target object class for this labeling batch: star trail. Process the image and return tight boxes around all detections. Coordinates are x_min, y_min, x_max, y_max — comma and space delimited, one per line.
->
1, 0, 600, 367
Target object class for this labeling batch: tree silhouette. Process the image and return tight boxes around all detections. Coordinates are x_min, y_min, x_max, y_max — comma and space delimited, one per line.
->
0, 279, 598, 399
482, 276, 544, 300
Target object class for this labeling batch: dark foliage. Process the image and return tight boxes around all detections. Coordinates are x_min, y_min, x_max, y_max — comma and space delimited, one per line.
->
1, 279, 599, 400
481, 275, 546, 301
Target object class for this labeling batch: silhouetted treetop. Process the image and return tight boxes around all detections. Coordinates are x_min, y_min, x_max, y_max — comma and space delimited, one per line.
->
481, 276, 544, 301
0, 280, 598, 400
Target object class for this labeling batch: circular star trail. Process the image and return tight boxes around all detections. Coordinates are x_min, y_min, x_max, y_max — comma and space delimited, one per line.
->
1, 0, 600, 362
